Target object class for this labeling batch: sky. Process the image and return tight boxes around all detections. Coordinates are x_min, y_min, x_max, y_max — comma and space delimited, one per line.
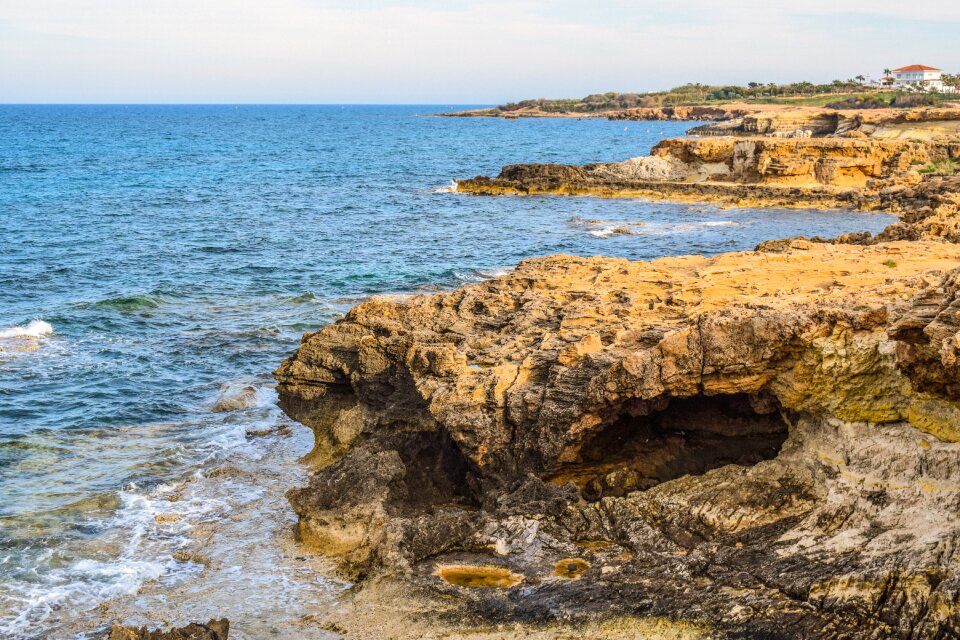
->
1, 0, 958, 104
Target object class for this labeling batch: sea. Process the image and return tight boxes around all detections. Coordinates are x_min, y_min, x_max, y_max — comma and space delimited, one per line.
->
0, 105, 896, 639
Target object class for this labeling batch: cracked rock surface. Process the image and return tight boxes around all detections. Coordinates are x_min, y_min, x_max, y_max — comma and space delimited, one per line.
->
276, 240, 960, 639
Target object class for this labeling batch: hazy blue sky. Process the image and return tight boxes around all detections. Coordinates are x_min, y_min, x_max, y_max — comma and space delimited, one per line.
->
1, 0, 957, 103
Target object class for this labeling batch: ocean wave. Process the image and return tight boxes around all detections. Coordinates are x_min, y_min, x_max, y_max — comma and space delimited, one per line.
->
476, 266, 514, 279
430, 180, 458, 194
448, 266, 515, 286
0, 320, 54, 339
0, 163, 47, 173
285, 292, 318, 304
0, 403, 283, 638
588, 226, 643, 238
210, 381, 278, 413
571, 217, 743, 238
567, 217, 648, 238
0, 555, 169, 639
670, 221, 742, 232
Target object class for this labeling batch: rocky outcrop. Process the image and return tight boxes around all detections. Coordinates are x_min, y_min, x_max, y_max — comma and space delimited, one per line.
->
687, 107, 960, 140
687, 110, 848, 137
276, 241, 960, 638
854, 175, 960, 243
455, 137, 960, 246
105, 620, 228, 640
646, 138, 931, 187
442, 103, 960, 141
605, 106, 754, 122
456, 137, 943, 207
439, 104, 757, 121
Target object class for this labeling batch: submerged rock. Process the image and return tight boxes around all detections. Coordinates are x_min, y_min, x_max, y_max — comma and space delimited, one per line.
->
210, 382, 266, 412
276, 240, 960, 638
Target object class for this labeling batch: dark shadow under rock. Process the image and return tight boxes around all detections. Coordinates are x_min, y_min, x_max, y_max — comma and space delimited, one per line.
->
547, 394, 789, 501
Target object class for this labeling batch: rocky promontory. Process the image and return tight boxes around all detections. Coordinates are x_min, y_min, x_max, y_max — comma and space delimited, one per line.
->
457, 136, 960, 243
684, 106, 960, 140
443, 102, 960, 140
276, 239, 960, 638
269, 100, 960, 639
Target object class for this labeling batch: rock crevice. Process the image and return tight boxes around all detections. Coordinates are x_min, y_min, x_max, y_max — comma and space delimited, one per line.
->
276, 242, 960, 638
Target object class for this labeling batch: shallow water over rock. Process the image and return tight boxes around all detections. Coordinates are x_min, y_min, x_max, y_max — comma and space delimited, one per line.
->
0, 105, 897, 638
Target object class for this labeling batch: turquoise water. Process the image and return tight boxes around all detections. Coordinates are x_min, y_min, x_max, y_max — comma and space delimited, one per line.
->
0, 105, 895, 637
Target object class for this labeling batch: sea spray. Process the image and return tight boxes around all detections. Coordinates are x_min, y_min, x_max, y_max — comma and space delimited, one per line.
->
0, 320, 53, 339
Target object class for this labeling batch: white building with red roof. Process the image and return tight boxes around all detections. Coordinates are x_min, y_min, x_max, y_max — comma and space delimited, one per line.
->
889, 65, 955, 93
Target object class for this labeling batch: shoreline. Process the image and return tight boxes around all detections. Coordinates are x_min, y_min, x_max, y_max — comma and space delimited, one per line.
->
275, 240, 960, 639
269, 106, 960, 638
455, 134, 960, 243
48, 105, 960, 640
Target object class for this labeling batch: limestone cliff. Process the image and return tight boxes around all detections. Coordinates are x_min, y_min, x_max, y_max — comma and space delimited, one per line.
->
460, 137, 939, 192
456, 136, 960, 245
442, 103, 960, 142
439, 104, 755, 121
687, 106, 960, 140
276, 241, 960, 639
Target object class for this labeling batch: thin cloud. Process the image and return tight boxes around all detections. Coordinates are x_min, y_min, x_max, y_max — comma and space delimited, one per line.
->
0, 0, 956, 102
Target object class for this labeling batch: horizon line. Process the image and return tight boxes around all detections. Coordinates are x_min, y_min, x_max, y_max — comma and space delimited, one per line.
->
0, 102, 495, 107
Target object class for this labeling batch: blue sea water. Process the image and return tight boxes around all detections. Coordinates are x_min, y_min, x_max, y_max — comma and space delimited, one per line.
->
0, 105, 895, 638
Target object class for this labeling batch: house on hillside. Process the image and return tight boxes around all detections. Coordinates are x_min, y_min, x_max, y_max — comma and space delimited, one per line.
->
884, 65, 956, 93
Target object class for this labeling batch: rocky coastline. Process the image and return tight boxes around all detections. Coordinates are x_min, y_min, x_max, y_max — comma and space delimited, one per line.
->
457, 134, 960, 244
270, 108, 960, 638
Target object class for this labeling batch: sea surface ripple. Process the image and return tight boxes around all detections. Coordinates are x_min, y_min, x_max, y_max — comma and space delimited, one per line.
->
0, 105, 896, 638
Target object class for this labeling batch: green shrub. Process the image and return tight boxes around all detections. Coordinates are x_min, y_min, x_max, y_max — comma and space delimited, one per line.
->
918, 160, 959, 176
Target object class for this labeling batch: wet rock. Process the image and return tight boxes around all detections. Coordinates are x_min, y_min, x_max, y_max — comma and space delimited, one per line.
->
107, 619, 228, 640
210, 383, 261, 412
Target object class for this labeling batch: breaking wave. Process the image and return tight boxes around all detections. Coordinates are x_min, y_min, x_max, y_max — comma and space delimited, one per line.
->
0, 320, 54, 339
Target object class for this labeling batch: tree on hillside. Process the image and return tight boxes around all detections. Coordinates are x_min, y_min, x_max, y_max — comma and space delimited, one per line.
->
855, 75, 866, 84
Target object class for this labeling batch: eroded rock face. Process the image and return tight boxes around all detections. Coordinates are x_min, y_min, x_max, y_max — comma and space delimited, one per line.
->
276, 241, 960, 638
688, 106, 960, 140
443, 102, 960, 143
456, 136, 960, 246
459, 136, 937, 195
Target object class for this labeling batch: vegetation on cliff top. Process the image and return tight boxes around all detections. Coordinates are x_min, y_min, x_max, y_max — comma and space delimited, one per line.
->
496, 80, 959, 113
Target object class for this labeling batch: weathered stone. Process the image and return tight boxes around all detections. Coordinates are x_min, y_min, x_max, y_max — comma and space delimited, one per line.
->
276, 242, 960, 639
106, 619, 228, 640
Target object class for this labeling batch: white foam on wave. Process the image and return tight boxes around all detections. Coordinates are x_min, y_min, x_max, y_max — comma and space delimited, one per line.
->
0, 320, 54, 339
431, 180, 458, 194
210, 381, 278, 413
0, 489, 174, 638
451, 266, 516, 286
0, 384, 286, 639
588, 227, 617, 238
476, 266, 514, 279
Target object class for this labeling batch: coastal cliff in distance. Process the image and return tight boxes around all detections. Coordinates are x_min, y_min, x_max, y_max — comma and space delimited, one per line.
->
457, 136, 960, 243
